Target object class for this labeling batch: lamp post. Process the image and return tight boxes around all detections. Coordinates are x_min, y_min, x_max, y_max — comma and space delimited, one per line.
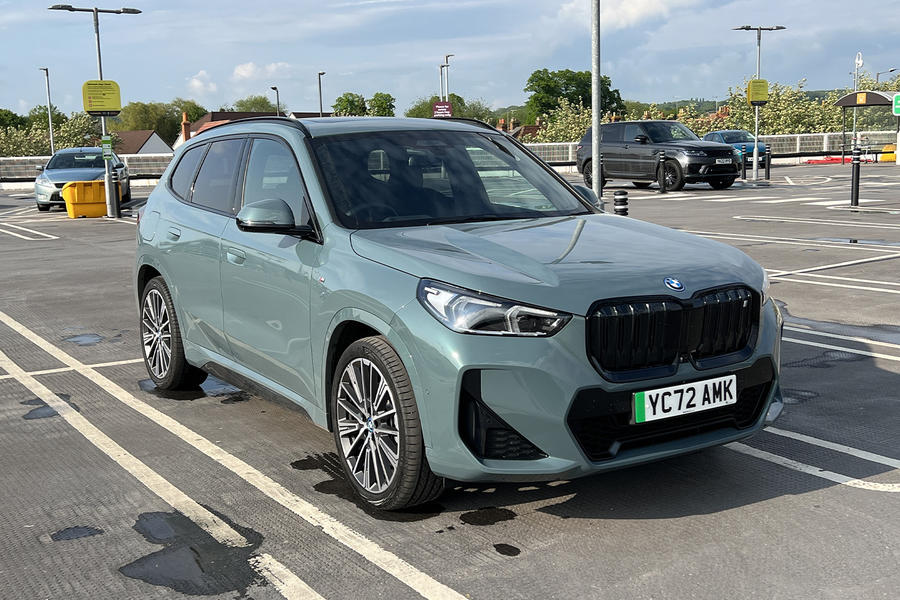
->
38, 67, 55, 154
439, 64, 447, 101
317, 71, 326, 117
443, 54, 454, 102
270, 86, 280, 115
48, 4, 141, 218
876, 68, 897, 84
590, 0, 601, 200
732, 25, 785, 182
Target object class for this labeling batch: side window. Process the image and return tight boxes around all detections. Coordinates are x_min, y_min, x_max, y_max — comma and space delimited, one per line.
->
601, 123, 624, 143
243, 138, 308, 225
624, 123, 643, 142
170, 144, 206, 200
191, 139, 244, 213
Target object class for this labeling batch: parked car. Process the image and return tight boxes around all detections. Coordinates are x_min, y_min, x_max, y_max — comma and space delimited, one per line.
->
136, 116, 783, 510
576, 121, 741, 190
34, 147, 130, 211
703, 130, 767, 167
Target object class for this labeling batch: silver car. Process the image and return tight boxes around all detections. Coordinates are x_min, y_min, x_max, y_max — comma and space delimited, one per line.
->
34, 147, 130, 211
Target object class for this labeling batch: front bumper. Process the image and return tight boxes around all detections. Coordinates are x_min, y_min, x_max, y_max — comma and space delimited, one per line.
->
394, 297, 783, 482
682, 157, 740, 180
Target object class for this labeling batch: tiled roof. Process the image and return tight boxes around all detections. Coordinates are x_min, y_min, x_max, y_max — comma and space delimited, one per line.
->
114, 130, 155, 154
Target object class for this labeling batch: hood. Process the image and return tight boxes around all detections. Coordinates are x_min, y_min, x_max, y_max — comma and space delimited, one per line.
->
658, 140, 735, 152
40, 168, 105, 182
730, 142, 766, 153
350, 215, 764, 316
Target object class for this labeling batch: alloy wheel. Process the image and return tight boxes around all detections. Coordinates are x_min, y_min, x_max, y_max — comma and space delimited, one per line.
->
141, 288, 172, 379
336, 357, 400, 494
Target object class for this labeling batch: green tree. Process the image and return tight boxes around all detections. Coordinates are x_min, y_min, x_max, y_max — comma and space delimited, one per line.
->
232, 94, 279, 113
523, 69, 625, 122
366, 92, 396, 117
0, 108, 26, 130
26, 104, 67, 130
110, 101, 180, 144
170, 97, 207, 122
0, 111, 109, 157
332, 92, 368, 116
404, 93, 494, 121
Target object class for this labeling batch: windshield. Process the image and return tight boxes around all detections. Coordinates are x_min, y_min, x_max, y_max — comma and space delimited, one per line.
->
310, 130, 591, 229
46, 151, 105, 170
643, 122, 699, 143
721, 131, 756, 144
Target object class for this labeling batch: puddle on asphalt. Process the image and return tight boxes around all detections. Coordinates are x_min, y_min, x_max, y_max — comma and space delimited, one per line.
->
138, 377, 251, 403
290, 453, 444, 522
21, 398, 58, 420
493, 543, 521, 557
782, 388, 820, 405
119, 509, 265, 598
51, 526, 103, 541
459, 507, 516, 526
63, 333, 103, 346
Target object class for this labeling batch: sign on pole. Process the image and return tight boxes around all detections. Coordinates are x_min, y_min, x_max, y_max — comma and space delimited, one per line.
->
893, 93, 900, 117
747, 79, 768, 106
82, 80, 122, 116
101, 135, 113, 161
432, 101, 452, 118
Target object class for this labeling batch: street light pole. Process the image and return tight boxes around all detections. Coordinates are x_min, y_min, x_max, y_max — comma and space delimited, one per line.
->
439, 64, 447, 101
591, 0, 601, 201
732, 25, 785, 182
270, 86, 280, 115
317, 71, 325, 117
444, 54, 454, 102
39, 67, 55, 154
876, 68, 897, 84
48, 4, 141, 218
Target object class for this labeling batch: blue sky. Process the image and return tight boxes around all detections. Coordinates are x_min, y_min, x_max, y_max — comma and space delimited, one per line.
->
2, 0, 898, 117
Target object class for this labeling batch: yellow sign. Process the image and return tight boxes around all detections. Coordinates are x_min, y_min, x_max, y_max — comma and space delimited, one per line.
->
747, 79, 768, 106
82, 80, 121, 116
856, 92, 867, 105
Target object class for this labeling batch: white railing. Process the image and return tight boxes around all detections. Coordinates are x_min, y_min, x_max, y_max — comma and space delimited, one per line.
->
0, 152, 175, 180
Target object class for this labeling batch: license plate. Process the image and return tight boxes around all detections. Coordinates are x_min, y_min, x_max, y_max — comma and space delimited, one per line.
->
715, 158, 732, 164
633, 375, 737, 423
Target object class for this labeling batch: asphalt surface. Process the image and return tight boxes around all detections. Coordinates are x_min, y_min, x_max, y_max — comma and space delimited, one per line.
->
0, 165, 898, 599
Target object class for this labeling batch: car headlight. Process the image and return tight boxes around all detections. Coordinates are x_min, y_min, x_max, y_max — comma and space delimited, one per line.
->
681, 150, 707, 157
35, 175, 51, 186
417, 279, 571, 337
733, 148, 742, 158
761, 270, 770, 305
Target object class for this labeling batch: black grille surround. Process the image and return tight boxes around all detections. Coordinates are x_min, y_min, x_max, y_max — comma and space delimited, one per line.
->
567, 358, 774, 462
587, 285, 759, 383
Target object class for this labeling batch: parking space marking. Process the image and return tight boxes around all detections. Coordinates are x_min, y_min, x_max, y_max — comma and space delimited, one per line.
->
0, 226, 35, 240
783, 337, 900, 362
780, 272, 900, 288
806, 199, 884, 206
733, 215, 900, 230
0, 310, 467, 600
776, 278, 900, 295
706, 196, 779, 202
250, 554, 326, 600
727, 443, 900, 493
0, 346, 318, 599
766, 427, 900, 470
0, 222, 58, 239
768, 252, 900, 278
0, 206, 36, 216
754, 197, 828, 204
0, 357, 144, 382
8, 193, 33, 199
689, 230, 900, 252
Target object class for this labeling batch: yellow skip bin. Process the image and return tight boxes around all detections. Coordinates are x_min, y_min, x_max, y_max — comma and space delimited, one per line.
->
62, 181, 110, 218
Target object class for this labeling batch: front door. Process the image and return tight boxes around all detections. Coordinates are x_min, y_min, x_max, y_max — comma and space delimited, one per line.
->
220, 137, 316, 402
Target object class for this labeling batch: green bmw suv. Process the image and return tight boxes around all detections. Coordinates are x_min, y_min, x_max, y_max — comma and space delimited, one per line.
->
136, 116, 783, 510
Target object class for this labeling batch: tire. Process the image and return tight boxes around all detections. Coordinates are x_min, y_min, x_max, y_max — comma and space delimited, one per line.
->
709, 176, 735, 190
658, 160, 685, 191
331, 336, 444, 510
632, 182, 652, 189
582, 160, 606, 189
139, 276, 208, 390
36, 203, 50, 212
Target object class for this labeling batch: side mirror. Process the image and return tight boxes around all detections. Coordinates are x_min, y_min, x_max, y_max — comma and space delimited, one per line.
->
114, 162, 125, 169
634, 134, 649, 144
35, 165, 44, 172
573, 184, 600, 207
236, 198, 314, 238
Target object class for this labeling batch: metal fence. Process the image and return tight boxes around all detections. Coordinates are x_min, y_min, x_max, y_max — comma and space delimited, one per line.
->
0, 153, 175, 181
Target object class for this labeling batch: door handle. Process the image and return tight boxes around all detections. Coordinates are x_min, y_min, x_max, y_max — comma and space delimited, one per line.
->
225, 248, 246, 265
166, 227, 181, 241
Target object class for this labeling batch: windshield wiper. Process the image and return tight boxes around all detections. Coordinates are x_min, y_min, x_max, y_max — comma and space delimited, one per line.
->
422, 213, 537, 226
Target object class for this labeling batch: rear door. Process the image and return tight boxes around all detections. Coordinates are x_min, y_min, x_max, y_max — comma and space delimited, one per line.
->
622, 123, 655, 179
158, 138, 245, 358
598, 123, 626, 177
220, 136, 317, 402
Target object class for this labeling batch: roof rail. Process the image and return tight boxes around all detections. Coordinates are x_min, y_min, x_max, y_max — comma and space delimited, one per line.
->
433, 117, 499, 132
198, 115, 311, 138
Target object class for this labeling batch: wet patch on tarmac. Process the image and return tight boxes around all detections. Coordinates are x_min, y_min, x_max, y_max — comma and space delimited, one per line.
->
63, 333, 103, 346
493, 543, 521, 557
290, 453, 444, 522
459, 507, 516, 526
51, 525, 104, 541
138, 377, 249, 403
119, 509, 265, 598
783, 349, 866, 369
21, 397, 57, 420
782, 388, 820, 405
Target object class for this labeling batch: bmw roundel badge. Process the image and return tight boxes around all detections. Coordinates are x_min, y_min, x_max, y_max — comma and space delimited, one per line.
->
664, 277, 684, 291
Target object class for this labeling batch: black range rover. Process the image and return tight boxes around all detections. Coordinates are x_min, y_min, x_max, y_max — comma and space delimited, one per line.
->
576, 120, 740, 191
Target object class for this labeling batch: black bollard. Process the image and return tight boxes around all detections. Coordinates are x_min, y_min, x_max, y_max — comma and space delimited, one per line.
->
110, 167, 122, 218
741, 144, 748, 180
850, 147, 861, 208
657, 150, 667, 194
764, 144, 771, 180
613, 190, 628, 216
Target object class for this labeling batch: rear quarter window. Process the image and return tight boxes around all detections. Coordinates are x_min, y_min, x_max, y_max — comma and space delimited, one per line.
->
169, 144, 206, 200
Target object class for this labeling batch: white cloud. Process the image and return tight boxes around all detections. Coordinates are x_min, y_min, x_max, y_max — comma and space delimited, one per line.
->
231, 61, 293, 81
187, 70, 217, 95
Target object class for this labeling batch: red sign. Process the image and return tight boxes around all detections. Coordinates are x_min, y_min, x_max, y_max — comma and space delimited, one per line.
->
432, 101, 452, 118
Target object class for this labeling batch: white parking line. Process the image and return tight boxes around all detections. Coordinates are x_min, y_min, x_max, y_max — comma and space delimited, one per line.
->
0, 357, 145, 382
784, 337, 900, 362
768, 252, 900, 278
727, 443, 900, 492
733, 215, 900, 229
0, 226, 34, 240
705, 196, 780, 202
782, 273, 900, 287
0, 346, 318, 599
776, 278, 900, 295
0, 223, 58, 239
0, 310, 466, 600
785, 325, 900, 351
754, 197, 828, 204
688, 230, 900, 252
806, 199, 883, 206
766, 427, 900, 470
